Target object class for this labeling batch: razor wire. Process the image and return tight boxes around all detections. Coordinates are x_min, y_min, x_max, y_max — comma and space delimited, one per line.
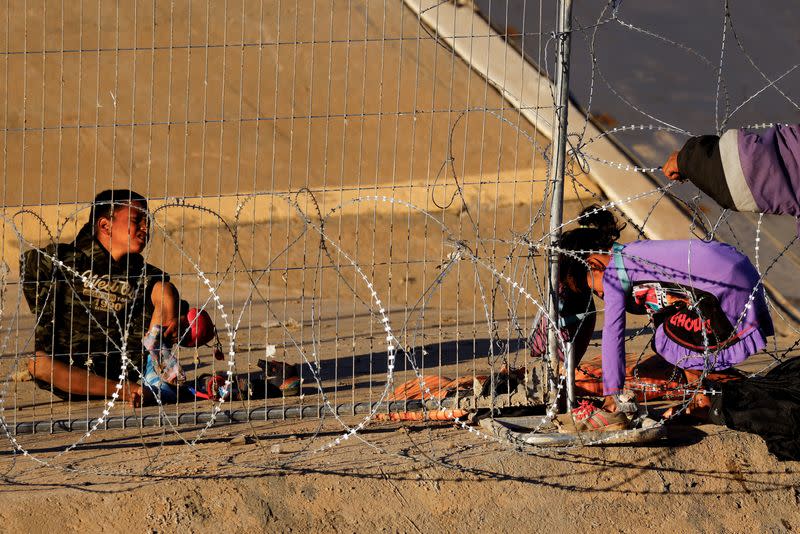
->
0, 0, 797, 479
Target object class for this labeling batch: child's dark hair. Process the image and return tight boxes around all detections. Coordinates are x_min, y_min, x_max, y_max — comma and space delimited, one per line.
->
557, 204, 626, 293
77, 189, 148, 239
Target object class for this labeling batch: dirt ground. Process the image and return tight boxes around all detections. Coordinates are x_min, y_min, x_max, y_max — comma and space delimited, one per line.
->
1, 416, 799, 533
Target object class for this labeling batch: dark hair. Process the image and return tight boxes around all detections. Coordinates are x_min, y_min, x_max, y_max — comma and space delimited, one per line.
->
557, 204, 626, 293
77, 189, 148, 239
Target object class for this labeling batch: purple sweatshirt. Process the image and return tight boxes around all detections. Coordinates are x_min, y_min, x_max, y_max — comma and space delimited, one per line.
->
677, 124, 800, 231
738, 125, 800, 216
601, 240, 773, 395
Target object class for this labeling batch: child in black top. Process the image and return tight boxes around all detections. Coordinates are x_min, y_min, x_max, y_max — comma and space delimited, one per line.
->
23, 189, 184, 406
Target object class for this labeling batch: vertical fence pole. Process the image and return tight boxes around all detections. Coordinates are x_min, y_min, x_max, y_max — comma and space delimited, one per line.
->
547, 0, 574, 410
566, 341, 576, 409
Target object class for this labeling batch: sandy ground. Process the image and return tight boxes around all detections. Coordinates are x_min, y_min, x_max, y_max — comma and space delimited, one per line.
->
1, 418, 799, 532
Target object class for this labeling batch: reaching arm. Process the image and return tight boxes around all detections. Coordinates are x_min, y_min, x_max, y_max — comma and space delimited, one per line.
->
665, 135, 738, 210
149, 280, 180, 341
600, 266, 628, 396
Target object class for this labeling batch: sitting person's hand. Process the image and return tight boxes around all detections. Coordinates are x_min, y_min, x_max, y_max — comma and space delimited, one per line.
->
122, 382, 144, 407
160, 317, 181, 344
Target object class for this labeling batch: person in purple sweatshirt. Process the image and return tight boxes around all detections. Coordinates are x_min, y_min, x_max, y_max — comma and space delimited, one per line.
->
556, 205, 774, 431
662, 124, 800, 228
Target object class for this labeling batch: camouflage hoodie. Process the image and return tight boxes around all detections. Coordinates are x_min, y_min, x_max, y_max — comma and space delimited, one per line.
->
21, 227, 168, 369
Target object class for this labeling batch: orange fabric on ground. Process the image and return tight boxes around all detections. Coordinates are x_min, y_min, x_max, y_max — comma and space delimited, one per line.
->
388, 375, 480, 401
374, 409, 469, 422
575, 354, 743, 400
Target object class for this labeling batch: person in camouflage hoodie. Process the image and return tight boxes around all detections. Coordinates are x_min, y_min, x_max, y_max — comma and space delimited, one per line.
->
22, 189, 182, 406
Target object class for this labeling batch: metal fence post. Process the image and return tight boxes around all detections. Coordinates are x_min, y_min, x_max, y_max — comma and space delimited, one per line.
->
547, 0, 574, 411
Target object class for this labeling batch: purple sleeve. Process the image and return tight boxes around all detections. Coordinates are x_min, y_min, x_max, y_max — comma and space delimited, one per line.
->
601, 266, 627, 395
